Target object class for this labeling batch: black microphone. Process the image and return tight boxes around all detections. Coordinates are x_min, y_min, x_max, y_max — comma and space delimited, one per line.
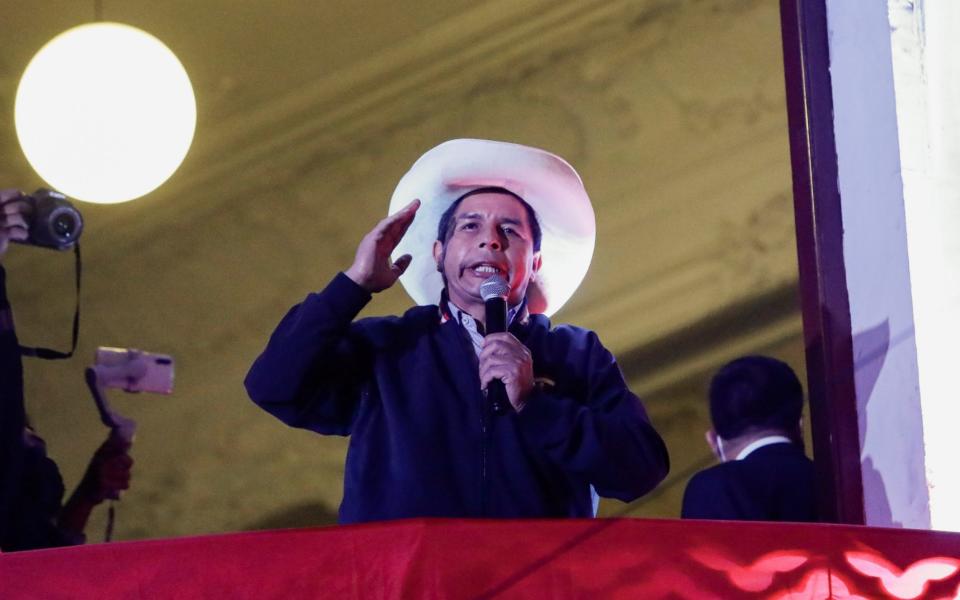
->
480, 275, 511, 415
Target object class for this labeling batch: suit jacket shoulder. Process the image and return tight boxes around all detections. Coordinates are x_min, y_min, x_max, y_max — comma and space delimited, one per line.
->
681, 443, 817, 522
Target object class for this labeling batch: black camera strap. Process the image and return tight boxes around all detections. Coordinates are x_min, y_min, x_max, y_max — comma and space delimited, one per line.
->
19, 243, 81, 360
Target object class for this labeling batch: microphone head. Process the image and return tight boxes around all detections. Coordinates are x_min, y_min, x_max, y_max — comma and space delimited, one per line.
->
480, 275, 510, 301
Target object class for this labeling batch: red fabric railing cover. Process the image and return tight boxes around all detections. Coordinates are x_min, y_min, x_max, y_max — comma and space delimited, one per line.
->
2, 518, 960, 599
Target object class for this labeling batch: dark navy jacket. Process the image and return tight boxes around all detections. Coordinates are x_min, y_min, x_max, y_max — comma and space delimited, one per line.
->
680, 442, 817, 522
246, 273, 669, 523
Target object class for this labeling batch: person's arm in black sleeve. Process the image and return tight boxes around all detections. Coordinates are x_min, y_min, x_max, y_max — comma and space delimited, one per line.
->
514, 331, 669, 502
0, 265, 27, 547
0, 191, 30, 548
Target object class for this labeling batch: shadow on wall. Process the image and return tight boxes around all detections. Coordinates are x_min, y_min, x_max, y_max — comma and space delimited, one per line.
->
246, 501, 339, 531
853, 318, 900, 528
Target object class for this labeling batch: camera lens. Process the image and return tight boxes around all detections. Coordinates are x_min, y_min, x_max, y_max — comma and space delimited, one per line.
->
23, 189, 84, 250
53, 212, 78, 239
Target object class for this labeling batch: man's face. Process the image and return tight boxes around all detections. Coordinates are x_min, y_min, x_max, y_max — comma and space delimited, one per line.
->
433, 192, 542, 316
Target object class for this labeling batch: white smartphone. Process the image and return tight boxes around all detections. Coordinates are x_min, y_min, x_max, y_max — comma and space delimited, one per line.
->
94, 347, 175, 394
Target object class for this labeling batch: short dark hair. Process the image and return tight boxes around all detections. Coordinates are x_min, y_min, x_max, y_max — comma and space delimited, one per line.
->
436, 186, 542, 252
709, 355, 804, 439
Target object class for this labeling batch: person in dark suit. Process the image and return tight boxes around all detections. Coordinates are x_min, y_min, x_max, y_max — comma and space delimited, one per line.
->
681, 355, 817, 522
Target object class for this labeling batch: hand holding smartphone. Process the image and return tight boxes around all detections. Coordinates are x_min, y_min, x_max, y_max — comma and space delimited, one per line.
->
94, 347, 175, 394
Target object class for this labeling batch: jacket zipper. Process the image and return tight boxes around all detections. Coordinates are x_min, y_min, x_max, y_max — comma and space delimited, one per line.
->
480, 388, 489, 516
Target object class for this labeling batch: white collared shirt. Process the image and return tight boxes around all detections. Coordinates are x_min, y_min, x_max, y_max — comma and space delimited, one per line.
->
735, 435, 793, 461
445, 301, 522, 357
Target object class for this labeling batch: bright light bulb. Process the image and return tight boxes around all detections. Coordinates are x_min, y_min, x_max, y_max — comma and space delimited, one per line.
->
15, 23, 196, 204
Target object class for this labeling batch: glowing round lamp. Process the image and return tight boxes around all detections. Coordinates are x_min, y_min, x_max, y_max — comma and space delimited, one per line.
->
15, 23, 196, 204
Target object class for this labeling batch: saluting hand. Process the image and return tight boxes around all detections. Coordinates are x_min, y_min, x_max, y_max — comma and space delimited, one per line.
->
345, 199, 419, 293
480, 332, 535, 412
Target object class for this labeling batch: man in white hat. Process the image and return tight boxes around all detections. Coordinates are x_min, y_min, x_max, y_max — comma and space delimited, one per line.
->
246, 139, 668, 523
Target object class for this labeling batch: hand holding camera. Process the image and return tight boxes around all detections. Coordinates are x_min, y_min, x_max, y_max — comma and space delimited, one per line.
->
0, 189, 31, 257
0, 187, 83, 256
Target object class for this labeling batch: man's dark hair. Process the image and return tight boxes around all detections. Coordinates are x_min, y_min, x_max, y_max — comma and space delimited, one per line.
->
436, 186, 542, 252
709, 355, 804, 440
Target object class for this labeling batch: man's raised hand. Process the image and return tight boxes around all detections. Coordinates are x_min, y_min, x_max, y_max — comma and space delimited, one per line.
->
345, 199, 419, 293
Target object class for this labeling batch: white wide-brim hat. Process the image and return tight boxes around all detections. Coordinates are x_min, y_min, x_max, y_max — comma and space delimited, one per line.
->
389, 138, 595, 316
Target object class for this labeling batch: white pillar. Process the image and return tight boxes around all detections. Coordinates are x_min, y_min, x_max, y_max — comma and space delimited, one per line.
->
826, 0, 960, 530
889, 0, 960, 532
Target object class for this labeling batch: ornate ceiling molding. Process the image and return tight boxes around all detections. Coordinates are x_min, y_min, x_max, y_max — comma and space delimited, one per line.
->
142, 0, 681, 205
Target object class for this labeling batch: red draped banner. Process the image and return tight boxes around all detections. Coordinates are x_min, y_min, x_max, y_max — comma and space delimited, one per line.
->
2, 518, 960, 598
